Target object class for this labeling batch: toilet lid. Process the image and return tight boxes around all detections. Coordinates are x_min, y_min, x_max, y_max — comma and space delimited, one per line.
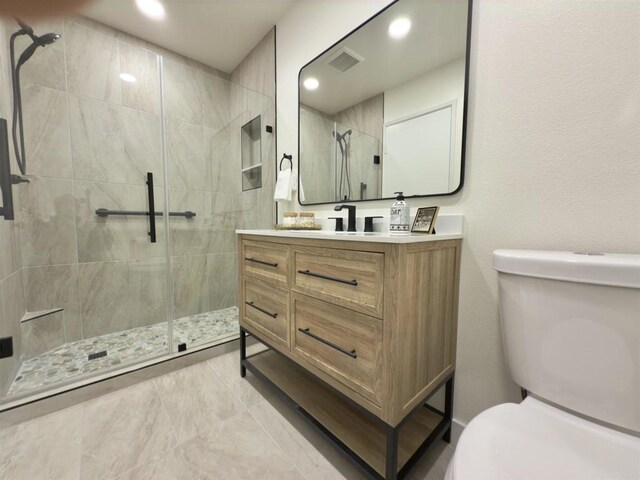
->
451, 397, 640, 480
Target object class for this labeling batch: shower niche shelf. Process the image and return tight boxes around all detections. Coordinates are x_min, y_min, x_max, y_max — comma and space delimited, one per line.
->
21, 308, 64, 323
241, 115, 262, 191
241, 163, 262, 173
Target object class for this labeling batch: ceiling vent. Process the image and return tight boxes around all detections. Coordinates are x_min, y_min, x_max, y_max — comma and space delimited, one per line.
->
326, 47, 364, 73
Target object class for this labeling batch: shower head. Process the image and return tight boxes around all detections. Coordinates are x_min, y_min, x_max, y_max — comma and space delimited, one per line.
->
334, 129, 353, 142
16, 32, 60, 67
38, 32, 61, 45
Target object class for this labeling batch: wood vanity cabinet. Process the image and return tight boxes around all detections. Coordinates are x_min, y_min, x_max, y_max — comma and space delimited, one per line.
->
237, 233, 462, 480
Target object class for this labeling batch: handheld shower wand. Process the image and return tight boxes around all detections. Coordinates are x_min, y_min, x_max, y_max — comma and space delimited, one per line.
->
10, 21, 61, 176
334, 128, 353, 201
16, 32, 60, 67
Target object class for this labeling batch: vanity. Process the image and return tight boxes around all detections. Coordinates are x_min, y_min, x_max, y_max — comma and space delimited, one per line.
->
237, 229, 462, 479
239, 0, 471, 474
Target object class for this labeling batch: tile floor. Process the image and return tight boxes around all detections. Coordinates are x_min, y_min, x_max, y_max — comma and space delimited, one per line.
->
0, 343, 454, 480
8, 307, 239, 396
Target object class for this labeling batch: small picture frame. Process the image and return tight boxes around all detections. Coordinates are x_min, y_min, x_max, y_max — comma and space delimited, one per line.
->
411, 206, 440, 234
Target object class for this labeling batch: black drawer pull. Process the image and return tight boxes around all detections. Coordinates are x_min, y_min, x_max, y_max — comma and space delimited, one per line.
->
297, 270, 357, 286
298, 328, 357, 359
245, 257, 278, 268
245, 301, 278, 318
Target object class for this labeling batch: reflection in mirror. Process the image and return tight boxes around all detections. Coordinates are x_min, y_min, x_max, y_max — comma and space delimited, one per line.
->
299, 0, 471, 204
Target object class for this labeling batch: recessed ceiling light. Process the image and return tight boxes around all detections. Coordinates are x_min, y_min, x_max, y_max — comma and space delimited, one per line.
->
135, 0, 166, 20
388, 17, 411, 39
119, 73, 137, 83
303, 78, 319, 90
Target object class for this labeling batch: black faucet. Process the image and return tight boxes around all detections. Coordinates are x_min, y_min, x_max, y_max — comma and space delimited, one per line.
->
334, 204, 356, 232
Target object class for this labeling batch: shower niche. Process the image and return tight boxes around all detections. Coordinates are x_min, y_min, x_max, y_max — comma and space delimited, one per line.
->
241, 115, 262, 191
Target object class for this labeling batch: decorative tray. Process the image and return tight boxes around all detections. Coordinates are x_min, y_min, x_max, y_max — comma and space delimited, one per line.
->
274, 224, 322, 231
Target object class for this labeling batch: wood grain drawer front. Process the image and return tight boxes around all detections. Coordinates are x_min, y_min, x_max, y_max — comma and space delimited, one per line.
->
242, 240, 289, 286
242, 277, 290, 348
292, 294, 383, 404
293, 247, 384, 318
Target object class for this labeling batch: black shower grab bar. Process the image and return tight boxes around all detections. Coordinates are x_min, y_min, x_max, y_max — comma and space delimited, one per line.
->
95, 209, 196, 219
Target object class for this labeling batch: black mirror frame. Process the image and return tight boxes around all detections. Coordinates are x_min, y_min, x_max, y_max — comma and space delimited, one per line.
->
297, 0, 473, 206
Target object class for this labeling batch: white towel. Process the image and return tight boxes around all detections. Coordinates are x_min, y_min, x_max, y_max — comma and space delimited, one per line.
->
273, 168, 293, 201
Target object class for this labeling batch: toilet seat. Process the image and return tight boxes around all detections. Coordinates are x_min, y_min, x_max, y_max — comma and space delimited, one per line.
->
447, 397, 640, 480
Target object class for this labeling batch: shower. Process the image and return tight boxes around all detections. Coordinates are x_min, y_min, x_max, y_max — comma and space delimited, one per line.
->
10, 20, 61, 176
0, 17, 277, 405
334, 128, 352, 200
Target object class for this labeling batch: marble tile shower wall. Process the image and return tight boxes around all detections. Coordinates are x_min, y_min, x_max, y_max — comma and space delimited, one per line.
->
300, 107, 336, 203
0, 20, 25, 396
332, 94, 384, 146
300, 94, 383, 204
0, 17, 275, 395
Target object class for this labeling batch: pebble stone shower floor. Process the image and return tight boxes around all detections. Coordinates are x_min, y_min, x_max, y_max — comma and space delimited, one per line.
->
8, 307, 239, 396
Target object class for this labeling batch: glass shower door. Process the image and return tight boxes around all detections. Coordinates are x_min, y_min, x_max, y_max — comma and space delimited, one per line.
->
162, 59, 275, 352
0, 14, 280, 405
0, 22, 172, 403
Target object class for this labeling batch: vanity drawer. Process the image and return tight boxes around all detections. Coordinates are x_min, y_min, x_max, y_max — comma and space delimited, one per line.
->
292, 293, 383, 404
293, 246, 384, 318
242, 276, 290, 348
242, 240, 289, 286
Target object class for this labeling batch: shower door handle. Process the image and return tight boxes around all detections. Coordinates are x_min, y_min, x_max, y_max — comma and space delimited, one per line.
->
146, 172, 156, 243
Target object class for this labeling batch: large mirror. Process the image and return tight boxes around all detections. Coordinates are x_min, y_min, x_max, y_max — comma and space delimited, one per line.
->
298, 0, 471, 204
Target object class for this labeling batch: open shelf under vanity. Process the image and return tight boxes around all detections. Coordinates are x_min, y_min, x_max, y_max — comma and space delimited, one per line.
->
243, 343, 452, 480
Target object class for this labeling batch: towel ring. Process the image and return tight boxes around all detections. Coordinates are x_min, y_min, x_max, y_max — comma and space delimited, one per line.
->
279, 153, 293, 171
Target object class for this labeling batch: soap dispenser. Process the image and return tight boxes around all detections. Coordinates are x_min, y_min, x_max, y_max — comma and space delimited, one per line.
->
389, 192, 410, 235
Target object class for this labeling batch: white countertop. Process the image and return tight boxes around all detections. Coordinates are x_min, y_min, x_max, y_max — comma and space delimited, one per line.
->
236, 229, 462, 244
237, 214, 464, 243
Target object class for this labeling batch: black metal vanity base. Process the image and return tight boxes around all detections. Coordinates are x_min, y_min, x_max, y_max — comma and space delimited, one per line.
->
239, 328, 454, 480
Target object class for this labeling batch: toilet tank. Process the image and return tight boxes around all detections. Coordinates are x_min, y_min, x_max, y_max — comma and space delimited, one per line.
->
493, 250, 640, 433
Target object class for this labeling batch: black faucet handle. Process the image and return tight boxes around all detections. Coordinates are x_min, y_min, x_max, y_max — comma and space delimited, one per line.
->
328, 217, 344, 232
364, 216, 383, 233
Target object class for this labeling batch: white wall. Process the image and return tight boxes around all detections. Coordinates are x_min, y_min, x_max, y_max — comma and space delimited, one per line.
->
276, 0, 640, 426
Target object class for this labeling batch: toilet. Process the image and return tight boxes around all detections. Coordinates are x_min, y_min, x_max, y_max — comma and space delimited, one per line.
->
446, 250, 640, 479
